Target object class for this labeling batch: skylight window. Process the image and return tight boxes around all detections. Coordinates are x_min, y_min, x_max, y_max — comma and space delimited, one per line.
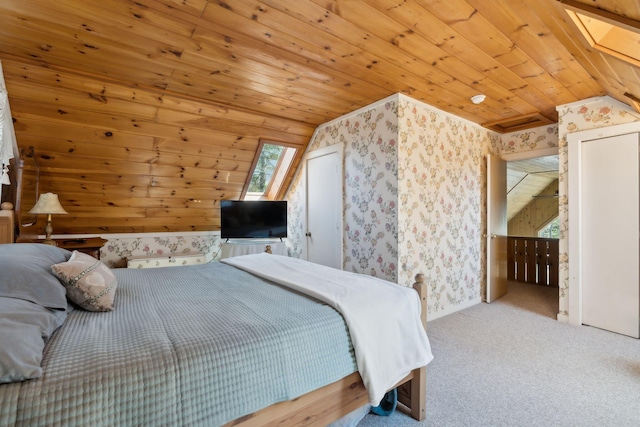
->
562, 0, 640, 67
242, 140, 296, 201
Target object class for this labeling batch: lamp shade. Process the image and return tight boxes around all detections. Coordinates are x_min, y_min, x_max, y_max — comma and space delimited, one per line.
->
29, 193, 68, 215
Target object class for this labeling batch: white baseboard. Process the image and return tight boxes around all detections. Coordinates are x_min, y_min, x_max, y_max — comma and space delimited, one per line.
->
427, 297, 482, 322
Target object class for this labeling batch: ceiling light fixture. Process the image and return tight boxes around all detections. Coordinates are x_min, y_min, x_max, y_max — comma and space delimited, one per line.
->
471, 94, 486, 104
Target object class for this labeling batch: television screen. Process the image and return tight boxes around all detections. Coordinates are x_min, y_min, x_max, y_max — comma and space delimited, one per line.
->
220, 200, 287, 239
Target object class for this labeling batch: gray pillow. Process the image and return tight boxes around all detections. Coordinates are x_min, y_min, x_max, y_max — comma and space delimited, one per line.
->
0, 297, 67, 383
0, 243, 71, 310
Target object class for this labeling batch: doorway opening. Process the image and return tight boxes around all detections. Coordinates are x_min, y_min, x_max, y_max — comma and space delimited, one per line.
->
503, 150, 560, 318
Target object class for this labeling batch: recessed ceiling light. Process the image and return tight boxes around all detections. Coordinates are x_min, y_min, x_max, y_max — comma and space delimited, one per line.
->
471, 94, 486, 104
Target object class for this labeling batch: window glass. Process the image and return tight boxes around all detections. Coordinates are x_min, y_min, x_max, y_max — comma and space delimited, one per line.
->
538, 217, 560, 238
243, 141, 296, 200
248, 144, 284, 194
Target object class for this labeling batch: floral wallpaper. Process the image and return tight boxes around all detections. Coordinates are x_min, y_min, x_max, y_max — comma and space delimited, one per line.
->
556, 96, 640, 319
286, 94, 502, 318
99, 232, 223, 268
287, 100, 401, 282
285, 173, 306, 259
343, 106, 400, 281
499, 125, 558, 154
397, 100, 498, 314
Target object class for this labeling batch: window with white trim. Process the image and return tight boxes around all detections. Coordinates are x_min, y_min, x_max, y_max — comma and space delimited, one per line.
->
243, 140, 296, 201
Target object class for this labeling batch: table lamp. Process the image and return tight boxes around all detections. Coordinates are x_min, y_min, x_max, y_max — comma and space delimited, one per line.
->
29, 193, 68, 246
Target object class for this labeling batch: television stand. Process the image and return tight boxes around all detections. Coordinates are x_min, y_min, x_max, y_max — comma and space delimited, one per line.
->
220, 239, 287, 259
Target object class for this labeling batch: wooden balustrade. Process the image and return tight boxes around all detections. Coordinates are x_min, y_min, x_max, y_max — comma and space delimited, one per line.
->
507, 236, 559, 287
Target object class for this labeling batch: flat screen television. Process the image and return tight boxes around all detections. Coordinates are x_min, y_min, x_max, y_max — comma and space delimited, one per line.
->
220, 200, 287, 239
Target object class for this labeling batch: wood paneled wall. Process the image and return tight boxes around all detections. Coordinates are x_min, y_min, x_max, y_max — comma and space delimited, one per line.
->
3, 58, 314, 234
508, 179, 559, 237
2, 0, 639, 236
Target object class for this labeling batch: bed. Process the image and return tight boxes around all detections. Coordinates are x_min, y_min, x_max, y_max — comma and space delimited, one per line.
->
0, 243, 432, 426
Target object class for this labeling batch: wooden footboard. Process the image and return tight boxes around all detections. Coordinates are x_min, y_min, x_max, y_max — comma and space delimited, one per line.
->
225, 274, 428, 426
398, 273, 427, 420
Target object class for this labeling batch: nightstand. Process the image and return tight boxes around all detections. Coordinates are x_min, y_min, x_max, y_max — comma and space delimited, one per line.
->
55, 237, 108, 259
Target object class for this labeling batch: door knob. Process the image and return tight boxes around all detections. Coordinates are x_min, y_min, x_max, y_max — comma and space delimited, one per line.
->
305, 232, 312, 237
490, 234, 497, 239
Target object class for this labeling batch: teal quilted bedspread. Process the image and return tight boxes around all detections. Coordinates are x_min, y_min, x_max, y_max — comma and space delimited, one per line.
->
0, 262, 357, 426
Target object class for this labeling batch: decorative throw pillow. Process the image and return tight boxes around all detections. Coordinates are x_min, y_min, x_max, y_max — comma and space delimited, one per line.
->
52, 251, 118, 312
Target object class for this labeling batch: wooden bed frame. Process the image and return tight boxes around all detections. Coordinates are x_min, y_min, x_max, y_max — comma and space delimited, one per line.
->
0, 201, 14, 243
225, 274, 428, 426
7, 148, 429, 426
5, 146, 39, 242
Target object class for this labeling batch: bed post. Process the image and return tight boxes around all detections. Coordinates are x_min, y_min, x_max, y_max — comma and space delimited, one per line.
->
0, 202, 14, 244
413, 273, 427, 332
397, 273, 427, 420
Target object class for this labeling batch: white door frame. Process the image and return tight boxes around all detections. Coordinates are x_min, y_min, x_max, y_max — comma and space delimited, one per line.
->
568, 121, 640, 326
501, 147, 559, 162
486, 153, 508, 302
302, 143, 343, 264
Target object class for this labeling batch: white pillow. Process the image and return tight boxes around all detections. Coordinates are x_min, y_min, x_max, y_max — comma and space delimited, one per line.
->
52, 251, 118, 312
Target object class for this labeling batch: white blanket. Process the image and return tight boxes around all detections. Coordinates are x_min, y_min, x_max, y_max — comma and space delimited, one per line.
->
221, 253, 434, 405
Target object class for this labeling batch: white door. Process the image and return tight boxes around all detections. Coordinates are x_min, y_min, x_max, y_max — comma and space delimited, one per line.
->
305, 145, 342, 269
581, 133, 639, 338
487, 154, 508, 302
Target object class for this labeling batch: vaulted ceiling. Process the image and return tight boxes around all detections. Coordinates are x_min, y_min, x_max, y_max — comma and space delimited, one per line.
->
1, 0, 639, 234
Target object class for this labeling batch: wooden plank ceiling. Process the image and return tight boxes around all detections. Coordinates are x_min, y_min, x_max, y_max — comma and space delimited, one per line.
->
0, 0, 638, 234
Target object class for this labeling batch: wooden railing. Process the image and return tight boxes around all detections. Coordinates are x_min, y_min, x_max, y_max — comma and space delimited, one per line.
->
507, 237, 559, 287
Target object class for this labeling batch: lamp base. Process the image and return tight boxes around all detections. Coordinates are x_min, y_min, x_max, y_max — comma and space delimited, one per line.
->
42, 215, 56, 246
42, 238, 58, 246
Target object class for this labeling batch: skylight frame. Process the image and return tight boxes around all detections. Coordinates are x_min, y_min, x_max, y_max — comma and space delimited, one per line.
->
561, 0, 640, 67
241, 139, 297, 201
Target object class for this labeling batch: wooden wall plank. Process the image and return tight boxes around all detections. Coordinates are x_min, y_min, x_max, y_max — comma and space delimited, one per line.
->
149, 0, 209, 17
10, 97, 310, 148
43, 173, 152, 187
0, 18, 177, 82
18, 135, 159, 164
37, 152, 152, 175
508, 180, 559, 237
40, 179, 151, 198
13, 117, 156, 151
58, 195, 223, 209
6, 80, 158, 121
153, 137, 258, 163
148, 186, 242, 199
154, 108, 311, 140
1, 0, 632, 235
